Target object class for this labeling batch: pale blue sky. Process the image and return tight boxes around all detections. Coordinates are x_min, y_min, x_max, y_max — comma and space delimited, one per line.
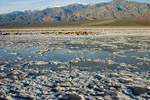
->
0, 0, 149, 14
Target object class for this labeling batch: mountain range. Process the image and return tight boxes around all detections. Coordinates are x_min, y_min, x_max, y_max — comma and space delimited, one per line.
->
0, 0, 150, 27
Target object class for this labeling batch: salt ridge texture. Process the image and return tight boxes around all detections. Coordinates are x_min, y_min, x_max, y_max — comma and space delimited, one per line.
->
0, 29, 150, 99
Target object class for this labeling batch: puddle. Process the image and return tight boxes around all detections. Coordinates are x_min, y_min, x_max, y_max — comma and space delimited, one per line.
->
0, 43, 150, 71
0, 31, 150, 100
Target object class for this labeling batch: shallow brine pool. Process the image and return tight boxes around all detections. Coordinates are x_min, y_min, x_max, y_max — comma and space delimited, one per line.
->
0, 34, 150, 72
0, 32, 150, 100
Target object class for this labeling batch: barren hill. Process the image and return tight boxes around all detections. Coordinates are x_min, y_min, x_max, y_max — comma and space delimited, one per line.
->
0, 0, 150, 27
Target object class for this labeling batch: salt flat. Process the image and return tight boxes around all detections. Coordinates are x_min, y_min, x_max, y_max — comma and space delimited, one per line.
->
0, 29, 150, 99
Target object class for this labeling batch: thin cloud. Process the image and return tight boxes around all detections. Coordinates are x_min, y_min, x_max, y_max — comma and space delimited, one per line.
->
11, 0, 46, 5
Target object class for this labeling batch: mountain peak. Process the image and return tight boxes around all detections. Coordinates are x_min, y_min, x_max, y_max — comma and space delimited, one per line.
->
113, 0, 126, 2
0, 0, 150, 26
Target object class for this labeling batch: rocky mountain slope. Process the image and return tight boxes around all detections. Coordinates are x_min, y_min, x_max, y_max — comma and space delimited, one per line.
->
0, 0, 150, 26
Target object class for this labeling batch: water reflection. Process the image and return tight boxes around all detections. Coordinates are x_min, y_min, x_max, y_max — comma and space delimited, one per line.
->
0, 44, 150, 71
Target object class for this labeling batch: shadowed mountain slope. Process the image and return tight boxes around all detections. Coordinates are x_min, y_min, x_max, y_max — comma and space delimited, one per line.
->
0, 0, 150, 27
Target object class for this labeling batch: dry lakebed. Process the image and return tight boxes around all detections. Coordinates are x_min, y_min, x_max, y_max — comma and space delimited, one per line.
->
0, 28, 150, 100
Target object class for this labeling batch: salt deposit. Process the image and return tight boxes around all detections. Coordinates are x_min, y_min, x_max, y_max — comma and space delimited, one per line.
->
0, 29, 150, 99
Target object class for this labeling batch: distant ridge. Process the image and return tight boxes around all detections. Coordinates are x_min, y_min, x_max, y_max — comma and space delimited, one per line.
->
0, 0, 150, 27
